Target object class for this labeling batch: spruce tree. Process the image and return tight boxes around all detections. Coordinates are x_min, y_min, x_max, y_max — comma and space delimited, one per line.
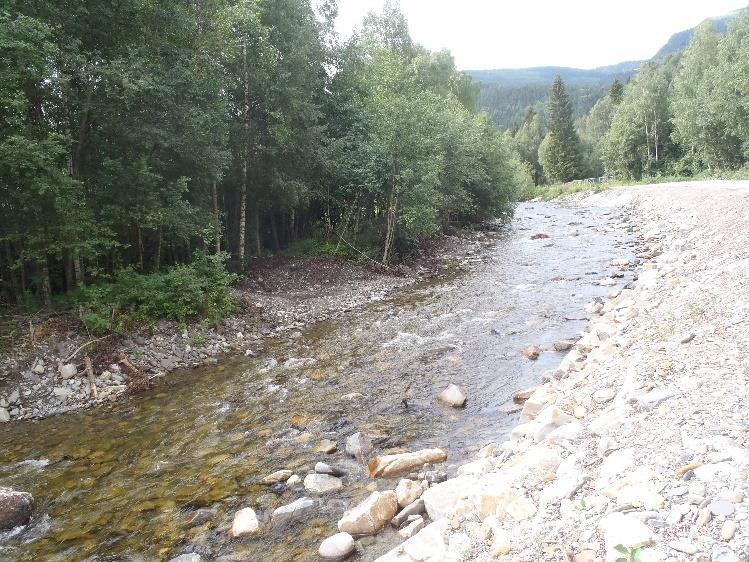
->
539, 75, 583, 182
609, 79, 624, 104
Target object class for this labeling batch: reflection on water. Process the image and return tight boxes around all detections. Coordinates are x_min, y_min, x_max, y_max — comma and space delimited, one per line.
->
0, 202, 633, 561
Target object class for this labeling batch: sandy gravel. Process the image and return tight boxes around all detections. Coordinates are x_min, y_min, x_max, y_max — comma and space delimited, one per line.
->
375, 180, 749, 562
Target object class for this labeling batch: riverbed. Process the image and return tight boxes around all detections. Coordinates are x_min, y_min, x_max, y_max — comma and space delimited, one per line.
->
0, 200, 635, 561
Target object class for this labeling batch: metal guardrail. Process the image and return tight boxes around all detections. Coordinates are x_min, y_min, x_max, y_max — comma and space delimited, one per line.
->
571, 174, 618, 187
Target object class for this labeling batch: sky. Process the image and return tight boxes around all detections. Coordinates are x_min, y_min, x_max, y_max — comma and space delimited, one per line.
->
334, 0, 748, 70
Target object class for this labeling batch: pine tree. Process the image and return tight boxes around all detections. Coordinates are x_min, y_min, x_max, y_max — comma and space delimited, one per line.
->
539, 75, 583, 182
609, 79, 624, 104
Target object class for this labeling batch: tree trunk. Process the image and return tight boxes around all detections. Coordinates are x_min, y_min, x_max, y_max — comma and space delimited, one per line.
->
212, 179, 221, 254
382, 171, 398, 265
64, 251, 75, 293
270, 212, 280, 252
237, 38, 251, 271
154, 226, 162, 272
73, 253, 82, 286
38, 258, 51, 307
253, 203, 261, 257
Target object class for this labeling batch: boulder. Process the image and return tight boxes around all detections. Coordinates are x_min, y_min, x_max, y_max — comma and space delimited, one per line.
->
395, 479, 423, 508
271, 497, 316, 526
315, 462, 346, 477
436, 384, 467, 408
315, 439, 338, 454
303, 473, 343, 494
337, 491, 397, 535
368, 449, 447, 478
519, 386, 557, 423
512, 387, 536, 404
598, 512, 653, 562
398, 517, 424, 539
553, 340, 575, 352
375, 518, 449, 561
421, 475, 478, 520
231, 507, 259, 537
261, 469, 293, 485
60, 363, 77, 379
318, 532, 356, 560
0, 487, 34, 530
345, 432, 373, 460
520, 345, 541, 360
391, 499, 426, 528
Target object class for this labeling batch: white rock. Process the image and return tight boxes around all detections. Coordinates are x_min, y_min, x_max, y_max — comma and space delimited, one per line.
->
368, 449, 447, 478
721, 520, 737, 541
60, 364, 77, 379
271, 497, 316, 525
173, 554, 205, 562
33, 363, 45, 375
318, 532, 355, 560
592, 387, 616, 404
374, 518, 449, 562
286, 474, 301, 486
395, 479, 423, 508
398, 517, 424, 539
7, 389, 19, 404
337, 491, 397, 535
599, 512, 653, 562
0, 408, 9, 423
345, 432, 373, 460
712, 545, 739, 562
421, 475, 477, 520
231, 507, 259, 537
436, 384, 466, 408
669, 541, 697, 555
261, 469, 293, 484
303, 473, 343, 494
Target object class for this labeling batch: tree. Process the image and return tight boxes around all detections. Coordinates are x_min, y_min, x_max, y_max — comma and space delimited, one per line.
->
602, 59, 679, 178
513, 107, 545, 185
609, 79, 625, 104
539, 76, 584, 182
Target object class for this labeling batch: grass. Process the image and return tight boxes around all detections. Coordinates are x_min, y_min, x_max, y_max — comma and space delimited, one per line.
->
521, 166, 749, 202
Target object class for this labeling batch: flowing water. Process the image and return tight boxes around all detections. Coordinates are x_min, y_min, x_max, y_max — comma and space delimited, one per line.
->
0, 201, 634, 562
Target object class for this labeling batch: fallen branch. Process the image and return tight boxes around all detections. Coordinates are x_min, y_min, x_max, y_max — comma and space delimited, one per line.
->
117, 352, 152, 393
63, 335, 111, 364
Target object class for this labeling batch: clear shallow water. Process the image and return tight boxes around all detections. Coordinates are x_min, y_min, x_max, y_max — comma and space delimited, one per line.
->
0, 201, 634, 562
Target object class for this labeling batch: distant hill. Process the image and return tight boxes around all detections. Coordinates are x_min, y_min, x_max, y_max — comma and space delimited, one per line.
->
467, 61, 641, 88
653, 12, 737, 58
469, 9, 741, 131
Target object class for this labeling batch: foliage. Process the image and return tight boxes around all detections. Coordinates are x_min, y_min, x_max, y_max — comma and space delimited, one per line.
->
614, 544, 643, 562
0, 0, 531, 310
77, 253, 237, 334
539, 76, 584, 182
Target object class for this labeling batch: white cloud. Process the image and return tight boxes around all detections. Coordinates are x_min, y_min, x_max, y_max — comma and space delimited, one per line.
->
335, 0, 748, 69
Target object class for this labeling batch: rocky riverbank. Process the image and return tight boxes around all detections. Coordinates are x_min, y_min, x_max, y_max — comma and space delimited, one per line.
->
366, 181, 749, 562
0, 229, 497, 423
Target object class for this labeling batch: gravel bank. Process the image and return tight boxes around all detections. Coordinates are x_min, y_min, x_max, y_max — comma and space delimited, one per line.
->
0, 229, 496, 423
374, 181, 749, 562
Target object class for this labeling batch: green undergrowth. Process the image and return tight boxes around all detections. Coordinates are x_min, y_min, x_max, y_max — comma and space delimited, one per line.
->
523, 166, 749, 201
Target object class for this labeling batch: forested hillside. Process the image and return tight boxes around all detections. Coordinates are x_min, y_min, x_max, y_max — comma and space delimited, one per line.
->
0, 0, 530, 326
507, 10, 749, 186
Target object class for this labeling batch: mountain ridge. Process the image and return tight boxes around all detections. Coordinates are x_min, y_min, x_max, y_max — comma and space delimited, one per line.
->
467, 10, 741, 88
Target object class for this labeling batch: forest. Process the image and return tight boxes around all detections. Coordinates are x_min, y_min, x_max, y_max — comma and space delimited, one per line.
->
510, 10, 749, 184
0, 0, 531, 327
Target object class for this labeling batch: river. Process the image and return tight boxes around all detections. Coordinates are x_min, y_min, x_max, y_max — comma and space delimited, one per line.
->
0, 200, 634, 561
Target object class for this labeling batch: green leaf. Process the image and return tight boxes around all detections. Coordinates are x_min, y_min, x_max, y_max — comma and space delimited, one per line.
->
614, 544, 629, 554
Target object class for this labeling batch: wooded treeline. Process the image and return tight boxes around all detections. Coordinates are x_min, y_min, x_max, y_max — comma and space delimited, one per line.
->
510, 10, 749, 184
0, 0, 530, 310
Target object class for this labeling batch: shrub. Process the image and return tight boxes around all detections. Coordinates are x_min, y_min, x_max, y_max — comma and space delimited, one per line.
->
77, 252, 237, 334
